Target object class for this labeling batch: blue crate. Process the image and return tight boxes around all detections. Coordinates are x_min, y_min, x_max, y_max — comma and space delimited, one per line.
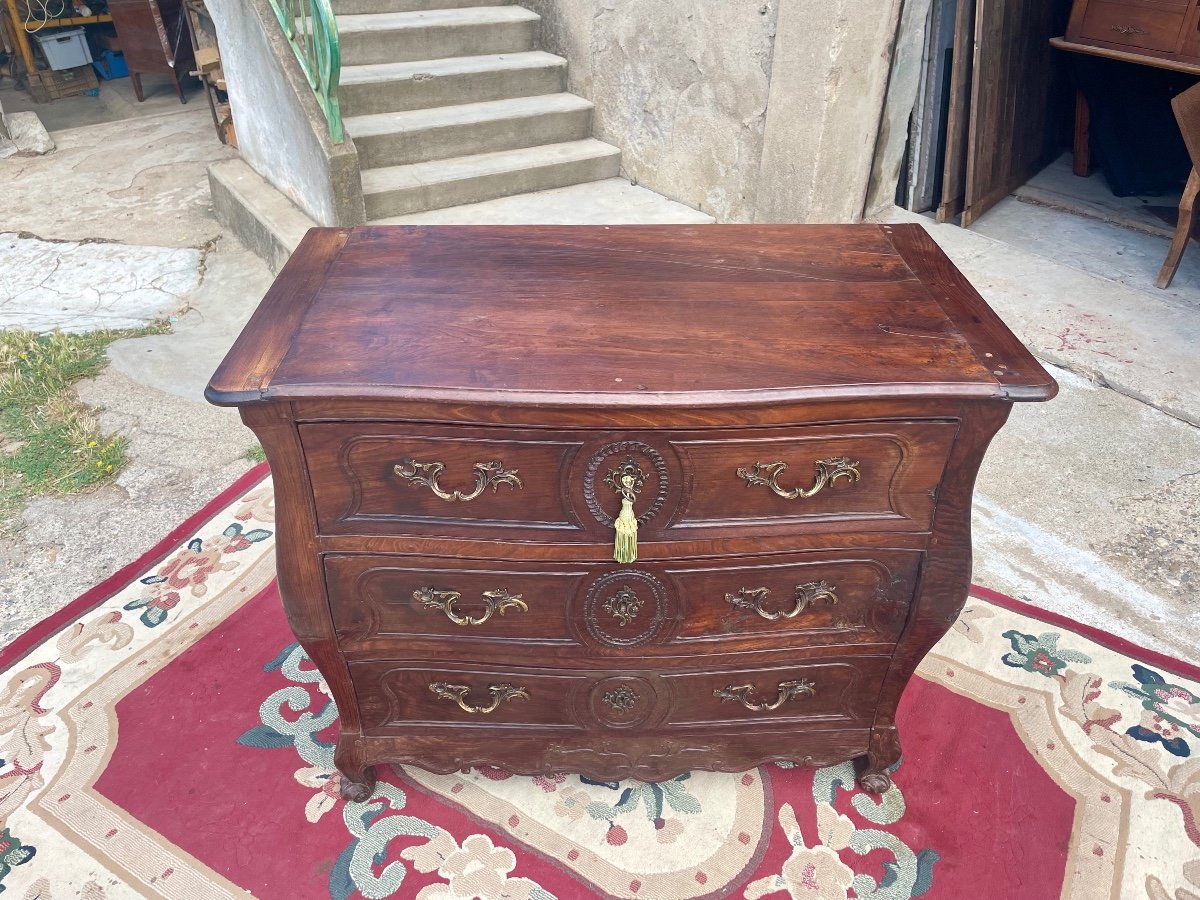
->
92, 49, 128, 80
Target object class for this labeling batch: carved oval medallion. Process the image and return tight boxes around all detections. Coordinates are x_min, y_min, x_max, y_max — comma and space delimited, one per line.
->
586, 675, 656, 729
580, 570, 673, 648
582, 441, 670, 528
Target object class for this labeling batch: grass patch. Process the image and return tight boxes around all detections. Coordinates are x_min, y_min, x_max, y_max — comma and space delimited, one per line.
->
245, 444, 267, 463
0, 324, 169, 531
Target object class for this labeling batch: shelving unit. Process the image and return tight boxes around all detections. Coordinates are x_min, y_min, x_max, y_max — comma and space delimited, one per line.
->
2, 0, 112, 77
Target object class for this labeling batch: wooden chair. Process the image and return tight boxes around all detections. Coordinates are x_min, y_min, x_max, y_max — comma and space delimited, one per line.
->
1157, 83, 1200, 288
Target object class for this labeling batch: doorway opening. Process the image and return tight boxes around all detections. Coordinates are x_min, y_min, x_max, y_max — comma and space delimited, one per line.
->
889, 0, 1199, 294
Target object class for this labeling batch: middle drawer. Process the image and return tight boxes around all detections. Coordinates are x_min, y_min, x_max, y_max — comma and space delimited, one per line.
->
326, 550, 921, 659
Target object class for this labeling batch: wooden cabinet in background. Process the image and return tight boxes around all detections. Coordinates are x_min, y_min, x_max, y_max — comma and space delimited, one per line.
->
108, 0, 194, 102
1066, 0, 1200, 65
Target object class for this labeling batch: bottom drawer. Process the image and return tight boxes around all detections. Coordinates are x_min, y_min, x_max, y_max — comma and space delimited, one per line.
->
359, 728, 873, 782
351, 656, 891, 733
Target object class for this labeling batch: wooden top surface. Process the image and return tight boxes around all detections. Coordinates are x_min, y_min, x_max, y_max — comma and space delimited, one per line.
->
1049, 37, 1200, 76
206, 224, 1056, 409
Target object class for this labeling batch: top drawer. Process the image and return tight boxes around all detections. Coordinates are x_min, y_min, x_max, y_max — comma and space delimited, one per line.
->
300, 421, 957, 540
1077, 1, 1187, 52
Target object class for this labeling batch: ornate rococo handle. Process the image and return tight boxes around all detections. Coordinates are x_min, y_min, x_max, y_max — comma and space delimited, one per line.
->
736, 456, 861, 500
1111, 23, 1147, 35
415, 587, 528, 626
429, 682, 529, 714
713, 679, 816, 712
725, 581, 839, 621
393, 458, 523, 502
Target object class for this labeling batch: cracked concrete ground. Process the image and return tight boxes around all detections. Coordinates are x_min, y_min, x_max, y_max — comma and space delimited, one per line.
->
0, 232, 205, 332
0, 99, 1196, 665
0, 103, 261, 646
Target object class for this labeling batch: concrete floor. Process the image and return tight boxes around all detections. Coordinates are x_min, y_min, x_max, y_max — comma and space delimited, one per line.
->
0, 101, 1197, 665
0, 70, 204, 133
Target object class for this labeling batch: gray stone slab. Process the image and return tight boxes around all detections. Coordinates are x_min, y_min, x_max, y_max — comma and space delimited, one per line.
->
0, 232, 200, 333
3, 111, 55, 155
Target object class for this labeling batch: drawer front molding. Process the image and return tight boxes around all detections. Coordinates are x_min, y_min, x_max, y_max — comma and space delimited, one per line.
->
326, 551, 920, 654
354, 658, 887, 732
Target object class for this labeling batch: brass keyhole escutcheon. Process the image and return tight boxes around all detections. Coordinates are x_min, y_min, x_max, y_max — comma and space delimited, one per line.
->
606, 458, 647, 564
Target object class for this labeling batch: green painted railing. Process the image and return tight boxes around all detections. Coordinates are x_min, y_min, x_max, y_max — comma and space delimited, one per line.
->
268, 0, 344, 143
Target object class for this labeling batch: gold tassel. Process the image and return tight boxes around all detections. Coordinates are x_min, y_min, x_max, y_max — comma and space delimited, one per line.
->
613, 495, 638, 564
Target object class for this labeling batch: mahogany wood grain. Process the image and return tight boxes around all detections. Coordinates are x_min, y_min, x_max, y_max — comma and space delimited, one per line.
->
208, 225, 1054, 410
324, 549, 920, 658
348, 656, 890, 734
303, 419, 958, 541
208, 225, 1056, 798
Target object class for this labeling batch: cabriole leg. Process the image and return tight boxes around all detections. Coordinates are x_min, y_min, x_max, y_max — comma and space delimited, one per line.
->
335, 733, 376, 802
856, 726, 902, 794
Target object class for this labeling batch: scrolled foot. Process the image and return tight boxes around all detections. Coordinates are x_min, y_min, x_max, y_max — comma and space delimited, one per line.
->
857, 770, 892, 794
339, 767, 376, 802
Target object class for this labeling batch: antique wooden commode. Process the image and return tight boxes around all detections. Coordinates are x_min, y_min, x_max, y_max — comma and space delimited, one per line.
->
207, 224, 1055, 800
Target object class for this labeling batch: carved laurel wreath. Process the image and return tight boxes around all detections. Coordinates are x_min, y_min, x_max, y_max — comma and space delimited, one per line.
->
582, 441, 670, 527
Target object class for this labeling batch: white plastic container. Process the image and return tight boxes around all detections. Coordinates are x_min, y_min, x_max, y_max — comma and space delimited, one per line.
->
32, 28, 93, 71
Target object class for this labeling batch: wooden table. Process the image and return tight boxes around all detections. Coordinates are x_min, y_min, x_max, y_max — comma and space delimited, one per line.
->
207, 224, 1056, 799
1051, 36, 1200, 176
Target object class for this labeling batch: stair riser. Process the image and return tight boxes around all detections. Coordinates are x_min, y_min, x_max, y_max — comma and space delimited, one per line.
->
364, 153, 620, 218
353, 107, 592, 168
339, 20, 535, 65
340, 63, 566, 116
333, 0, 513, 14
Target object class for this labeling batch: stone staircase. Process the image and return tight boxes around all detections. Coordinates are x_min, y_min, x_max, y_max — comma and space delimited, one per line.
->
332, 0, 621, 221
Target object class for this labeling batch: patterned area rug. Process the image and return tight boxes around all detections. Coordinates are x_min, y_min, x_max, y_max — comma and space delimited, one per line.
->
2, 464, 1198, 899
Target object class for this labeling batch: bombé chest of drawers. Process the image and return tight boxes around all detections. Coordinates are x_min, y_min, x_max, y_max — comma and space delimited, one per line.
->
207, 224, 1056, 801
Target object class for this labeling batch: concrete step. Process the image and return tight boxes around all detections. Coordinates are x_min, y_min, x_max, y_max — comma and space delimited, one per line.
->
361, 139, 621, 219
336, 7, 538, 66
340, 51, 566, 116
333, 0, 513, 14
347, 93, 593, 168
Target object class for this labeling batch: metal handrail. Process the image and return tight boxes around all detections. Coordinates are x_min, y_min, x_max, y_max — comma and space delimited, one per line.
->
268, 0, 344, 143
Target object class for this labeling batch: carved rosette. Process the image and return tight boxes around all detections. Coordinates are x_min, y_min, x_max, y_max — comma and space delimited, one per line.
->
586, 675, 656, 729
579, 570, 673, 648
582, 441, 670, 528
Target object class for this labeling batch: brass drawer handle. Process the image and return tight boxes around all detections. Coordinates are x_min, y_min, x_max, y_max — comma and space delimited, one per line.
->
725, 581, 839, 621
429, 681, 529, 714
714, 678, 816, 712
393, 458, 523, 502
737, 457, 860, 499
415, 587, 528, 626
1111, 24, 1147, 35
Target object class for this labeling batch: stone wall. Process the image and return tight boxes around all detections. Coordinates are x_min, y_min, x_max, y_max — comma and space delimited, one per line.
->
527, 0, 903, 224
206, 0, 364, 226
525, 0, 777, 222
